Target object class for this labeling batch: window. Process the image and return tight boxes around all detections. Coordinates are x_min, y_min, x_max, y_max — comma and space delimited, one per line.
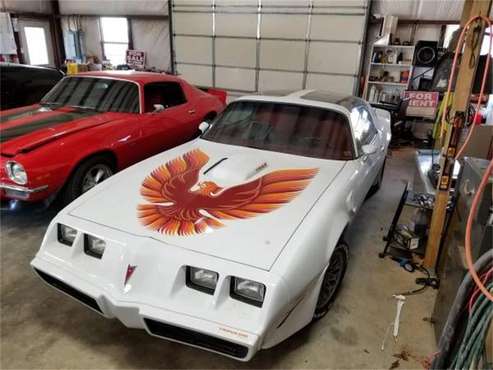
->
100, 17, 129, 66
43, 77, 140, 113
444, 24, 492, 56
443, 24, 460, 49
203, 101, 354, 160
24, 26, 49, 65
64, 31, 83, 62
350, 106, 378, 154
144, 82, 187, 112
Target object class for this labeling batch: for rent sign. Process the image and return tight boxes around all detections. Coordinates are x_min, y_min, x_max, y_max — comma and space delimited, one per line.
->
404, 91, 439, 118
126, 50, 146, 69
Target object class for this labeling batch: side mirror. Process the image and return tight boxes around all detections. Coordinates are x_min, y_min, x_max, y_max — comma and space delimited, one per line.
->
198, 121, 210, 134
152, 104, 165, 113
361, 142, 378, 155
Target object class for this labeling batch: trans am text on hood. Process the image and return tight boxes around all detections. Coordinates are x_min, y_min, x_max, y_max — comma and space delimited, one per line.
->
31, 90, 391, 361
0, 71, 225, 204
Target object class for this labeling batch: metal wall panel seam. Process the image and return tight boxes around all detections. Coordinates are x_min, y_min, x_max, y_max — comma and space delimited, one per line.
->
255, 0, 262, 92
168, 0, 176, 74
354, 0, 371, 95
302, 0, 313, 89
173, 10, 365, 16
173, 34, 362, 44
175, 62, 357, 77
174, 4, 367, 9
212, 0, 216, 87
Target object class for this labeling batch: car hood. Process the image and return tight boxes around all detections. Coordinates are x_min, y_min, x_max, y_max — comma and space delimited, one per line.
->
0, 105, 120, 155
69, 140, 346, 270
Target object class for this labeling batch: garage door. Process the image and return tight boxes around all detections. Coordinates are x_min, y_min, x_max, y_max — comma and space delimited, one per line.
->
171, 0, 369, 95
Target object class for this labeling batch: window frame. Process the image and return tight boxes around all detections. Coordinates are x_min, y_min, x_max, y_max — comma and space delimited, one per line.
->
99, 17, 129, 66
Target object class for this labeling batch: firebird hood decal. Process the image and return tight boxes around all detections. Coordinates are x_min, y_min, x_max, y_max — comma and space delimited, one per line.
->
137, 149, 318, 236
69, 140, 345, 270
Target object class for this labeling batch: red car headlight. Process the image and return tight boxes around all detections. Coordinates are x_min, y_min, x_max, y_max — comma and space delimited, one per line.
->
5, 161, 27, 185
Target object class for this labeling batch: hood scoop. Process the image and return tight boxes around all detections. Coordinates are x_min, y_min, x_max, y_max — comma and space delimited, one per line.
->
203, 154, 268, 185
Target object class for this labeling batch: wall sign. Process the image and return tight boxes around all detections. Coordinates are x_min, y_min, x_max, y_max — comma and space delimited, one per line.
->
126, 50, 145, 69
403, 91, 439, 118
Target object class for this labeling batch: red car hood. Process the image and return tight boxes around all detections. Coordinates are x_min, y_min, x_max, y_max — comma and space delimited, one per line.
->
0, 105, 121, 156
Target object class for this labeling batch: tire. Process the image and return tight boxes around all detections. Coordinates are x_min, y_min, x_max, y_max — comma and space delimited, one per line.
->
62, 155, 114, 205
313, 242, 349, 320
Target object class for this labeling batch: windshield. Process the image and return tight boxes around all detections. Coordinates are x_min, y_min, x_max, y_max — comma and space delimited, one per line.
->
203, 101, 354, 160
42, 77, 140, 113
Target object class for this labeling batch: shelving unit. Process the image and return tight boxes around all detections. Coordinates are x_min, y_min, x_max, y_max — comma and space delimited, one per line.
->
363, 44, 415, 104
368, 81, 408, 87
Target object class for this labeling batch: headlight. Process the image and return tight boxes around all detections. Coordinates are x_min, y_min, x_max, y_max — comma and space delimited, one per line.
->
186, 266, 218, 294
231, 277, 266, 307
5, 161, 27, 185
84, 234, 106, 259
57, 224, 77, 246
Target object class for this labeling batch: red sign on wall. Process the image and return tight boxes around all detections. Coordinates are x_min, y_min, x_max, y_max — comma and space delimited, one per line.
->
403, 91, 439, 118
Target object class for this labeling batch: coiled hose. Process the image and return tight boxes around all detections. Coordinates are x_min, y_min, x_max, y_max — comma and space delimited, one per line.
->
431, 250, 493, 369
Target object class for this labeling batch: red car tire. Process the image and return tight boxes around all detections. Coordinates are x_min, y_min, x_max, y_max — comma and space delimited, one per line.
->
62, 154, 115, 205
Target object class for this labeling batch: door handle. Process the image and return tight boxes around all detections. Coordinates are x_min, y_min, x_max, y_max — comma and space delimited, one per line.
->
188, 109, 196, 114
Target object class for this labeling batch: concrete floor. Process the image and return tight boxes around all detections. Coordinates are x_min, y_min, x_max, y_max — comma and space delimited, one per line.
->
1, 147, 437, 369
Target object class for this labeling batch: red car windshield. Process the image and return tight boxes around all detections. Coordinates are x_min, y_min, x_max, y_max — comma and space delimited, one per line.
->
42, 77, 140, 113
203, 101, 355, 160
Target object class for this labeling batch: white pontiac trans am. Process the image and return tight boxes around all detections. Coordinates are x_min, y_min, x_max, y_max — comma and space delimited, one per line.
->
31, 90, 390, 361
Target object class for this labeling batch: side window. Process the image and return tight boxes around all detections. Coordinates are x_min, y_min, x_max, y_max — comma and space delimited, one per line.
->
350, 106, 378, 154
144, 82, 187, 113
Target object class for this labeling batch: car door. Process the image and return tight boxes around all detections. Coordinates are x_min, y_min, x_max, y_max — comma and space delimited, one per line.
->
139, 81, 200, 157
349, 105, 381, 211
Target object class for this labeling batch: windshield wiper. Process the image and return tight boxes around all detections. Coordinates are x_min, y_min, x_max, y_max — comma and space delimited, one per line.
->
69, 105, 100, 112
40, 101, 63, 108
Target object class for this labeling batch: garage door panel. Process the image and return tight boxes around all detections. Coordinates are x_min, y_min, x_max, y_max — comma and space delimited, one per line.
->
260, 40, 305, 71
310, 15, 365, 41
308, 42, 360, 74
215, 14, 257, 37
174, 0, 212, 6
262, 0, 310, 7
306, 74, 355, 94
261, 14, 307, 39
215, 0, 257, 6
259, 71, 303, 92
176, 64, 212, 87
174, 13, 212, 35
215, 67, 256, 91
312, 0, 367, 9
172, 2, 367, 94
216, 38, 257, 68
175, 36, 212, 64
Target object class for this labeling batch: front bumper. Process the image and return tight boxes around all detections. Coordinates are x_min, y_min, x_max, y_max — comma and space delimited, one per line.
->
0, 182, 49, 201
31, 257, 259, 360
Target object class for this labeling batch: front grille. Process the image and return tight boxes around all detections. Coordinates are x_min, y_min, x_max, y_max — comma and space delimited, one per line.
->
34, 268, 103, 314
144, 318, 249, 359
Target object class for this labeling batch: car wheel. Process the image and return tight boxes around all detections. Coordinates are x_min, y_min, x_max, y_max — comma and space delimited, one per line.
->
62, 155, 114, 204
313, 242, 349, 320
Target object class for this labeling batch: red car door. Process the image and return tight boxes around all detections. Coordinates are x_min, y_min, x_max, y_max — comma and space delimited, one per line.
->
138, 81, 201, 157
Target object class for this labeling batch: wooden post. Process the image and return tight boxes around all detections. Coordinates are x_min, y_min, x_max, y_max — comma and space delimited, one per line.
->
423, 0, 492, 269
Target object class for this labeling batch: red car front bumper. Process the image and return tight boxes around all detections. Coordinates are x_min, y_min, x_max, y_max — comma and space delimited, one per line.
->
0, 182, 51, 202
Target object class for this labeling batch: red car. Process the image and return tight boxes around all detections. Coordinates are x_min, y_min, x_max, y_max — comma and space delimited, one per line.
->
0, 71, 225, 205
